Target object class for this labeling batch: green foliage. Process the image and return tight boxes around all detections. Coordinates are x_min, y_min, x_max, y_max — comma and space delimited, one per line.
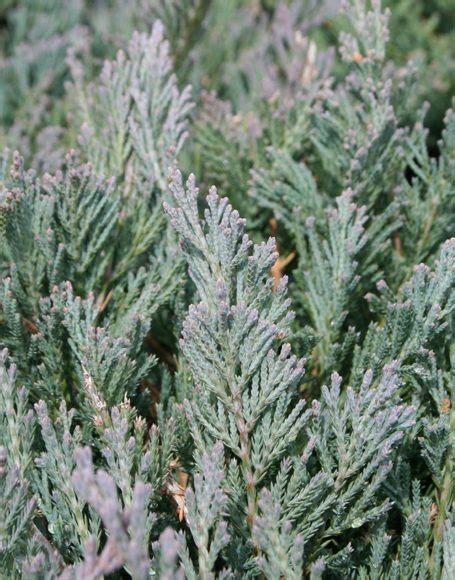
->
0, 0, 454, 577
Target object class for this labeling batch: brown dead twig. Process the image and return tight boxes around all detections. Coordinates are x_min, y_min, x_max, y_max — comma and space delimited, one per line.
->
164, 462, 189, 522
269, 218, 296, 289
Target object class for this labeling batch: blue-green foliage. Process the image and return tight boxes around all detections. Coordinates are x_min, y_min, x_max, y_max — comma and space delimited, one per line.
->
0, 1, 454, 577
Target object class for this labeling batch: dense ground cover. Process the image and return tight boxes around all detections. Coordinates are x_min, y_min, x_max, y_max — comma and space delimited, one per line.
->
1, 1, 454, 577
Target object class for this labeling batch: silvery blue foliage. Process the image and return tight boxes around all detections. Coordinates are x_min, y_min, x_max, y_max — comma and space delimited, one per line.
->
0, 0, 454, 577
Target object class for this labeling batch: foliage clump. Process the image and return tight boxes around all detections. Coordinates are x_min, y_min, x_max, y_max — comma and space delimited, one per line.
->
0, 0, 454, 577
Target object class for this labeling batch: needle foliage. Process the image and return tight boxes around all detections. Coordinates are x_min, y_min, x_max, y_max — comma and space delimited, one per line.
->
0, 1, 454, 578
